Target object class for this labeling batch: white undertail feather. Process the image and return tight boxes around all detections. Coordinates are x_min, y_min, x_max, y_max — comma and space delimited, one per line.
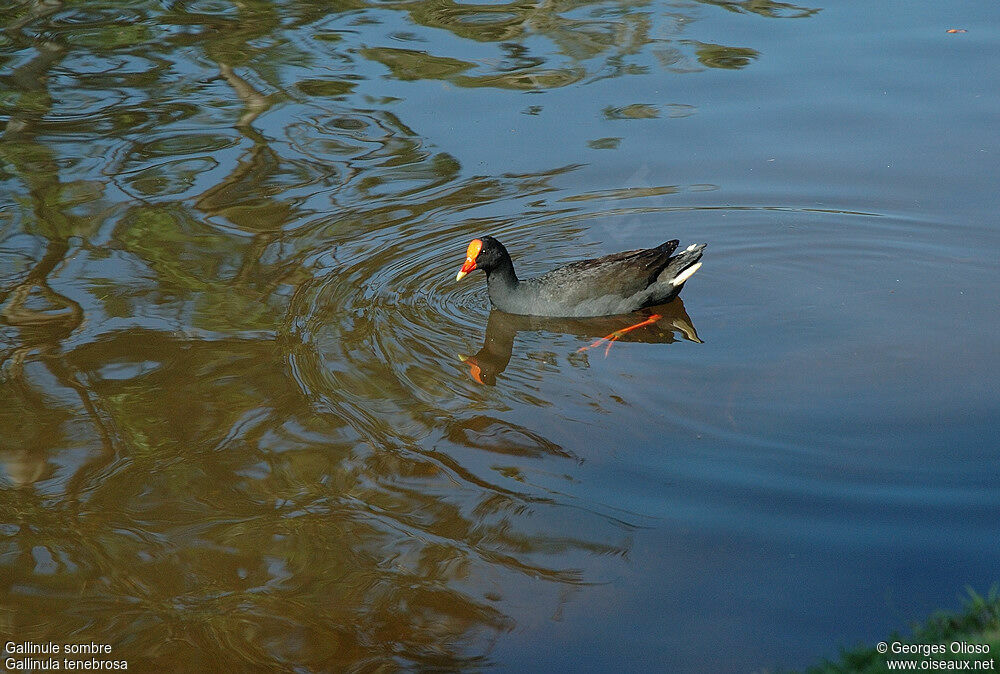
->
670, 261, 701, 286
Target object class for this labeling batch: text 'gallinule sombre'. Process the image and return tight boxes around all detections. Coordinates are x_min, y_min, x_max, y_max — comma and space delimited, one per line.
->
456, 236, 706, 318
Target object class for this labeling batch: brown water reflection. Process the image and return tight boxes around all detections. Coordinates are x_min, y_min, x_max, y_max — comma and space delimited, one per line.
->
9, 0, 997, 670
2, 327, 539, 668
2, 313, 634, 667
2, 0, 684, 666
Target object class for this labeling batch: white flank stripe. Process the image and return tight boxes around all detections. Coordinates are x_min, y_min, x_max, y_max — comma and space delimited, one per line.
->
671, 261, 702, 285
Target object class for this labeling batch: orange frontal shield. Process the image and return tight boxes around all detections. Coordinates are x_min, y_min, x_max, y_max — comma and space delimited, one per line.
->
456, 239, 483, 281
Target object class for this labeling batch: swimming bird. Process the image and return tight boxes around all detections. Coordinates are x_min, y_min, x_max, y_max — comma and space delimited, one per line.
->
455, 236, 706, 317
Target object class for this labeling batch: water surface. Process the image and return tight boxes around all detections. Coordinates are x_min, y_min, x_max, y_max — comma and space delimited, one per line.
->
2, 0, 999, 671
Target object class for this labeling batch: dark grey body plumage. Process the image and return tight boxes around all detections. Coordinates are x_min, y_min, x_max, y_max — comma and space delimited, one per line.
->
468, 236, 706, 317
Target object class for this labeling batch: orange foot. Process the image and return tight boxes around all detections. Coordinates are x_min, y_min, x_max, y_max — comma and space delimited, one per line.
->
458, 354, 485, 384
577, 314, 662, 357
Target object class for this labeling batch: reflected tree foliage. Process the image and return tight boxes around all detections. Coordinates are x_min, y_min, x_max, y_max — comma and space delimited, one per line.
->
357, 0, 783, 86
700, 0, 819, 19
687, 41, 759, 69
1, 0, 811, 668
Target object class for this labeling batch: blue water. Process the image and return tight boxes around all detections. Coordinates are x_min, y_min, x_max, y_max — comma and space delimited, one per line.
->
1, 0, 999, 670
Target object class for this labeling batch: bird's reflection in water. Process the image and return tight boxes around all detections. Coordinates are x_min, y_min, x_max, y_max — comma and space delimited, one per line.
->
460, 298, 700, 385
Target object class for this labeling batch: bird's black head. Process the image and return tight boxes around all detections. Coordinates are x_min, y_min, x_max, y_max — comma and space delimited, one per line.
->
455, 235, 510, 280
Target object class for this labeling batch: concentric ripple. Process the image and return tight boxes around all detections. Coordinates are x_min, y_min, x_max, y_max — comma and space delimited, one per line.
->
287, 216, 505, 430
285, 194, 1000, 547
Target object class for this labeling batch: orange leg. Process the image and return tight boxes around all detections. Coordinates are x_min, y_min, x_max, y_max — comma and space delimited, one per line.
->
468, 360, 484, 385
458, 354, 485, 384
577, 314, 662, 357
